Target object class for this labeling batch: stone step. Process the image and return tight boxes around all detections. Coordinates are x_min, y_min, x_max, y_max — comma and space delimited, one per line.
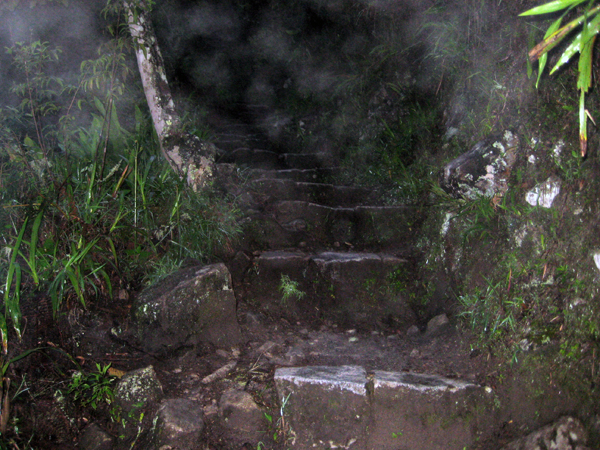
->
218, 148, 284, 170
218, 148, 333, 170
274, 365, 494, 450
236, 250, 416, 329
208, 113, 269, 152
241, 201, 421, 251
246, 168, 338, 183
248, 179, 379, 207
279, 152, 334, 170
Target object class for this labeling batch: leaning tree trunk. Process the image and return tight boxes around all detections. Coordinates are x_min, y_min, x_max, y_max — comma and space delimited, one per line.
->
124, 0, 215, 191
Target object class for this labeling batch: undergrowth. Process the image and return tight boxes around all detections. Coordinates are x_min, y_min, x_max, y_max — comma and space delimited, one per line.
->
0, 13, 241, 447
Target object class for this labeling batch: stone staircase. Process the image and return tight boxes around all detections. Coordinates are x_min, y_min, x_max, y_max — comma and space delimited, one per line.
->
213, 129, 494, 449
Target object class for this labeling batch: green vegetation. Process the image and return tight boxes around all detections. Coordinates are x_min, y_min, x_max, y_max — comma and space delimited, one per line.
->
279, 274, 306, 305
521, 0, 600, 156
0, 11, 241, 447
0, 35, 240, 342
424, 172, 600, 394
67, 363, 116, 412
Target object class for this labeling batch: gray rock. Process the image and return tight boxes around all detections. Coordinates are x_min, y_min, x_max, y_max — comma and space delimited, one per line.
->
426, 313, 450, 335
500, 416, 590, 450
153, 399, 204, 450
114, 365, 163, 413
219, 389, 266, 444
132, 263, 242, 353
79, 423, 114, 450
406, 324, 420, 336
441, 130, 519, 199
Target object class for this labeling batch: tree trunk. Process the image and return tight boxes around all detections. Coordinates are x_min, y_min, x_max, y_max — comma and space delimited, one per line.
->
124, 0, 215, 191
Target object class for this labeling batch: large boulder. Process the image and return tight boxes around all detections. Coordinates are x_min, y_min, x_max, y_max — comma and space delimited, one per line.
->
441, 130, 519, 199
132, 263, 242, 354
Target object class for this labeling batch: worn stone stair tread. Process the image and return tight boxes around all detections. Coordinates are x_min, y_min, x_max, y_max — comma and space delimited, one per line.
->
274, 365, 493, 450
279, 152, 334, 169
238, 250, 414, 329
259, 200, 420, 250
254, 249, 407, 265
282, 330, 405, 369
249, 178, 378, 207
208, 114, 269, 151
239, 198, 421, 253
218, 148, 284, 169
246, 168, 339, 183
218, 148, 334, 170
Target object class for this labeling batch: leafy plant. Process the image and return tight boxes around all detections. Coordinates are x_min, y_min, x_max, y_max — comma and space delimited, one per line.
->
521, 0, 600, 156
458, 277, 524, 343
279, 274, 306, 305
67, 363, 116, 411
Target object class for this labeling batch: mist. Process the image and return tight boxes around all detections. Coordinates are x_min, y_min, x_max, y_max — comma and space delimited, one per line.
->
0, 0, 517, 158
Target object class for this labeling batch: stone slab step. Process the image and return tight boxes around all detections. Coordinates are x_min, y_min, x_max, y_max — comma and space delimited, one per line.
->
237, 250, 415, 329
279, 152, 334, 169
274, 365, 494, 450
218, 149, 333, 170
247, 168, 338, 183
248, 179, 379, 207
241, 201, 421, 251
218, 148, 284, 169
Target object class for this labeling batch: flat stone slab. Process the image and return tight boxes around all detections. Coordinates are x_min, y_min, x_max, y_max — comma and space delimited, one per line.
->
243, 250, 415, 329
247, 168, 338, 183
275, 366, 495, 450
249, 179, 377, 207
221, 148, 284, 169
279, 152, 333, 169
275, 366, 371, 449
271, 201, 421, 249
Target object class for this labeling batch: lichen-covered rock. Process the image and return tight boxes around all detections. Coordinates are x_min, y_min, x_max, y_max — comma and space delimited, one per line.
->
500, 416, 589, 450
441, 130, 519, 199
114, 365, 163, 413
132, 263, 242, 354
153, 398, 204, 450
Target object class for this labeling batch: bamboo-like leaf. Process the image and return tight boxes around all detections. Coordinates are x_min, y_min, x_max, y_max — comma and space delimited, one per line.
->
550, 11, 600, 73
48, 277, 62, 316
527, 9, 594, 61
105, 237, 119, 268
578, 33, 596, 91
5, 218, 28, 307
579, 90, 588, 156
0, 315, 7, 355
520, 0, 587, 17
8, 266, 22, 340
65, 269, 85, 308
96, 268, 113, 300
537, 17, 563, 88
28, 208, 44, 285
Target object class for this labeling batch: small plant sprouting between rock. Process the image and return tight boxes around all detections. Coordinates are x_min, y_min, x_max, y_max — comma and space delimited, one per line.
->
279, 275, 306, 305
68, 363, 117, 413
